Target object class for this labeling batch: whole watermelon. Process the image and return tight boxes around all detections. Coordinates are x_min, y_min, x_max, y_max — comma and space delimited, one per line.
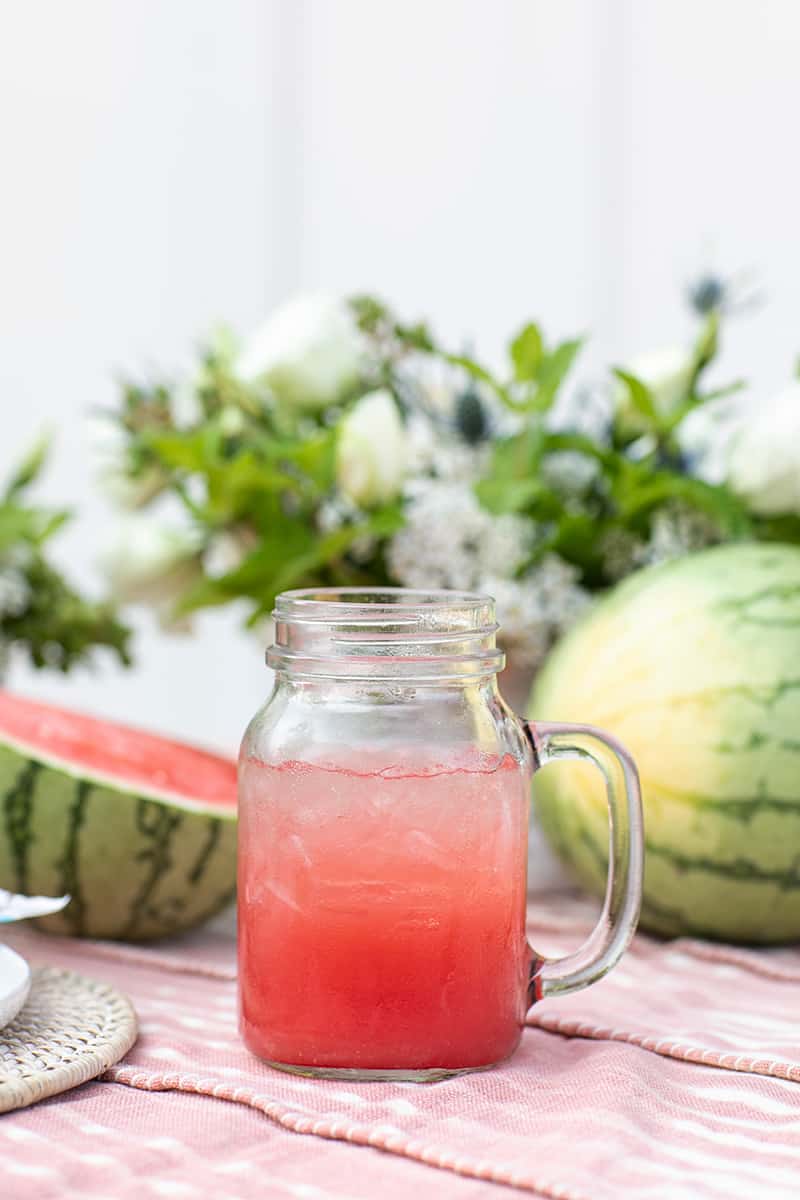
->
530, 543, 800, 945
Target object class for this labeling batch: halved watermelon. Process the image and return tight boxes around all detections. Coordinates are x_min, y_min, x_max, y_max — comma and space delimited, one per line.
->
0, 691, 237, 941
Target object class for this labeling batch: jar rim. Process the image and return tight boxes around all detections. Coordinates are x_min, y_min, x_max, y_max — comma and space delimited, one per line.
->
275, 587, 494, 614
269, 587, 504, 681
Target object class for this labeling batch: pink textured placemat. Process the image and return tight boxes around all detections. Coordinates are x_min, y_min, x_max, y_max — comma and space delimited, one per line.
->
2, 896, 799, 1200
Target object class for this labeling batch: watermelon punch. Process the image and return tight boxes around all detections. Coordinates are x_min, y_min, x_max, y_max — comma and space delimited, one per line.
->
237, 587, 643, 1080
0, 691, 237, 941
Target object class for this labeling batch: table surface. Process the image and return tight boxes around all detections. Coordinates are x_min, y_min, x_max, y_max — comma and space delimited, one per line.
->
2, 895, 799, 1200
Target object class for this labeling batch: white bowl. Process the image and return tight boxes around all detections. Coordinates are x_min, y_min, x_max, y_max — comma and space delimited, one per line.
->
0, 945, 31, 1032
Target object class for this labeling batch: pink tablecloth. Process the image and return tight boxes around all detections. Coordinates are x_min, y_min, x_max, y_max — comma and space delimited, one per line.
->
2, 896, 800, 1200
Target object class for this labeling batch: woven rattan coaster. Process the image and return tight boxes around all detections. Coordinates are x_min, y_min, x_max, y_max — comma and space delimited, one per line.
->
0, 965, 137, 1113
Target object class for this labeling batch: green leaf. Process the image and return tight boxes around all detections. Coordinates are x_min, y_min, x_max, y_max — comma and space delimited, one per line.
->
205, 453, 302, 519
510, 324, 543, 381
35, 509, 71, 544
528, 513, 612, 588
475, 477, 543, 515
0, 465, 132, 672
542, 430, 619, 471
350, 296, 437, 355
755, 513, 800, 544
394, 321, 436, 353
692, 311, 719, 377
503, 339, 583, 413
697, 380, 747, 404
349, 294, 390, 332
361, 504, 406, 538
179, 505, 405, 618
246, 506, 405, 616
612, 368, 659, 426
3, 435, 51, 500
662, 379, 746, 434
618, 471, 752, 537
120, 380, 174, 431
548, 512, 607, 561
2, 553, 132, 671
533, 339, 583, 411
486, 427, 546, 482
445, 353, 501, 392
0, 504, 44, 551
264, 429, 337, 492
146, 429, 214, 473
177, 520, 315, 613
0, 502, 70, 552
147, 426, 338, 524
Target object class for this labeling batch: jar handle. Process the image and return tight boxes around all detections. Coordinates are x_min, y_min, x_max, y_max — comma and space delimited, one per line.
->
524, 721, 644, 1001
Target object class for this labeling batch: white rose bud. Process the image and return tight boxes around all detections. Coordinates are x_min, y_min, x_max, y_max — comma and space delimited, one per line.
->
101, 517, 203, 630
336, 389, 407, 507
678, 393, 745, 485
615, 346, 694, 435
727, 382, 800, 516
236, 293, 364, 412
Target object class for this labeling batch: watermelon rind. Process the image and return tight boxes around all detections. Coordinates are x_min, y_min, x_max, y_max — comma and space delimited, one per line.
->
530, 543, 800, 945
0, 703, 237, 942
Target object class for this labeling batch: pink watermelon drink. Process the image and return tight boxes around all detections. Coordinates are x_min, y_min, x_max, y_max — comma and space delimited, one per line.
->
238, 751, 531, 1073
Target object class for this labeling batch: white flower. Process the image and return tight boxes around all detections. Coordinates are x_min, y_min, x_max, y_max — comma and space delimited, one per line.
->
387, 481, 533, 591
202, 527, 258, 578
404, 413, 439, 477
411, 355, 465, 419
218, 405, 246, 438
482, 514, 534, 579
641, 503, 719, 566
387, 481, 587, 670
615, 346, 694, 435
679, 394, 746, 485
540, 451, 599, 495
101, 517, 203, 630
727, 381, 800, 515
602, 504, 718, 579
547, 385, 612, 444
236, 293, 364, 412
404, 412, 491, 483
316, 494, 362, 534
482, 558, 591, 668
483, 577, 551, 668
599, 529, 646, 582
336, 389, 407, 507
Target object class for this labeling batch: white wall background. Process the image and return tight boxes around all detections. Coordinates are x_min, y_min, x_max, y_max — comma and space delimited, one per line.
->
2, 0, 800, 753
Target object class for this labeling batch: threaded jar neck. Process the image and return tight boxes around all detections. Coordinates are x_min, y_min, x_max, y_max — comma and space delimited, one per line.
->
267, 588, 505, 683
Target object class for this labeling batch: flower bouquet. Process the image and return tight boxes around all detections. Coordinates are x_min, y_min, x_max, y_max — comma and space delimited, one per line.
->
95, 287, 800, 698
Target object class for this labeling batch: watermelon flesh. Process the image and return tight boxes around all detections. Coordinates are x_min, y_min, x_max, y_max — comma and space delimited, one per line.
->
0, 692, 237, 942
0, 693, 237, 811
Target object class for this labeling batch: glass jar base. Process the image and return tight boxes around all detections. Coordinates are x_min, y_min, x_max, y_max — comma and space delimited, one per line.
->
261, 1057, 509, 1083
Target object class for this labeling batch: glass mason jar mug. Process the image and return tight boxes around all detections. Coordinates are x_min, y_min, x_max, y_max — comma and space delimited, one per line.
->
238, 588, 643, 1082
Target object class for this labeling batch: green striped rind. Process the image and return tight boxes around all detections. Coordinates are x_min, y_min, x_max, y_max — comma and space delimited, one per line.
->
530, 543, 800, 945
0, 742, 236, 941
